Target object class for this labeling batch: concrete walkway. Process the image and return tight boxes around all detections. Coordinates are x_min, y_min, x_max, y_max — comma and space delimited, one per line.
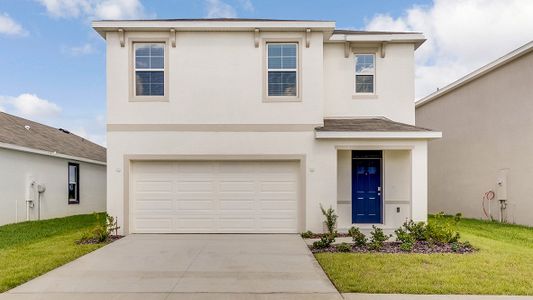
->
2, 234, 341, 300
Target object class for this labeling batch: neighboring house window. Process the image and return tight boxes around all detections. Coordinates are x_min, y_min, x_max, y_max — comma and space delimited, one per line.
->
68, 163, 80, 204
355, 54, 375, 94
134, 43, 165, 96
267, 43, 298, 97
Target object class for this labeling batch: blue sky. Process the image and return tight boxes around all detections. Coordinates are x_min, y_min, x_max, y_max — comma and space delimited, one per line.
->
1, 0, 532, 146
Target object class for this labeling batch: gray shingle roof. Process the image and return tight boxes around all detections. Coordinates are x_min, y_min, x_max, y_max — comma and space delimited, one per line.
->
0, 112, 106, 163
315, 118, 433, 132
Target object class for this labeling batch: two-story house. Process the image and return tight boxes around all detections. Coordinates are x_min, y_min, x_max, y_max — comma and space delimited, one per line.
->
92, 18, 440, 235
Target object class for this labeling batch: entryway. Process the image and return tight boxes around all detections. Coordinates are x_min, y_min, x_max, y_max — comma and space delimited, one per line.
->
352, 150, 383, 224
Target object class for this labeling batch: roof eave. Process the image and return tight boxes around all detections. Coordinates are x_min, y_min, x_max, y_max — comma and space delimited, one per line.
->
92, 20, 337, 39
328, 33, 426, 49
315, 131, 442, 139
416, 40, 533, 108
0, 142, 106, 165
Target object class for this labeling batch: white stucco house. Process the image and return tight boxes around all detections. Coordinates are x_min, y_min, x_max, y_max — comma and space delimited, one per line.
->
0, 112, 107, 226
92, 18, 440, 235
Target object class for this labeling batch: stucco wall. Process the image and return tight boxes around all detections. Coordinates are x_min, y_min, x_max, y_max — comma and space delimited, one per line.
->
0, 148, 106, 225
416, 51, 533, 226
324, 43, 416, 124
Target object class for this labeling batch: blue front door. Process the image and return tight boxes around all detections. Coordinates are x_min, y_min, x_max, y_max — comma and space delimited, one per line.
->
352, 151, 382, 223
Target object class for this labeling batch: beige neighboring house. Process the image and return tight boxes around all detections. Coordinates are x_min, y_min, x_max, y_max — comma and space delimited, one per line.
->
416, 41, 533, 226
0, 112, 107, 225
93, 18, 441, 235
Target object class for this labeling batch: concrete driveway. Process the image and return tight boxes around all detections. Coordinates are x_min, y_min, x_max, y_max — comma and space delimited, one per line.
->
2, 234, 341, 300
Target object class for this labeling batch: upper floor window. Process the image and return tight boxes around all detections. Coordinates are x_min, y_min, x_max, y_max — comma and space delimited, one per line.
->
267, 43, 298, 97
134, 43, 165, 96
355, 54, 375, 94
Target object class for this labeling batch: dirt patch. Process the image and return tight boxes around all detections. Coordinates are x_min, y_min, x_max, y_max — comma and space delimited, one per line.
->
76, 235, 123, 245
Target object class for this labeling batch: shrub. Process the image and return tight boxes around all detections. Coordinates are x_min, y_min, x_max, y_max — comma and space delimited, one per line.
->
395, 227, 415, 252
336, 242, 352, 252
368, 225, 391, 251
312, 233, 336, 249
348, 226, 367, 246
403, 220, 427, 241
320, 204, 338, 236
78, 213, 120, 244
425, 212, 461, 244
300, 230, 314, 239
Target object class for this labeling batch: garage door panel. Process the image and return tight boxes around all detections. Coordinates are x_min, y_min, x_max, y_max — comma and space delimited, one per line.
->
132, 160, 299, 233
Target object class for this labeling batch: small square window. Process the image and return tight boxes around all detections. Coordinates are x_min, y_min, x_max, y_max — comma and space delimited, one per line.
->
134, 43, 165, 97
355, 54, 375, 94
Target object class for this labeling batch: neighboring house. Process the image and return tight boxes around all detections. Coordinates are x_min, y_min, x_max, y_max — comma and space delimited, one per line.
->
0, 112, 107, 226
92, 18, 440, 234
416, 41, 533, 226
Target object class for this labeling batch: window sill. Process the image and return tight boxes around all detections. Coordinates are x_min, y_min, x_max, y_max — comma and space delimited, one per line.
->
68, 201, 80, 205
129, 96, 169, 102
352, 94, 378, 100
263, 96, 302, 103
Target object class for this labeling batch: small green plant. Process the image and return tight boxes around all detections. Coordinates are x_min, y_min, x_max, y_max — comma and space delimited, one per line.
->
425, 212, 461, 244
368, 225, 391, 251
451, 242, 460, 252
313, 234, 336, 249
403, 220, 427, 241
78, 213, 120, 244
300, 230, 314, 239
320, 204, 338, 235
395, 227, 415, 252
348, 226, 367, 246
336, 242, 352, 252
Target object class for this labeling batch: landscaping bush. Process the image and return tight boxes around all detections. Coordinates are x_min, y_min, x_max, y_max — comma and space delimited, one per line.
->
403, 220, 427, 241
425, 212, 461, 244
336, 242, 351, 252
368, 225, 391, 251
312, 204, 338, 249
395, 227, 415, 252
348, 226, 367, 246
78, 213, 121, 244
313, 234, 335, 249
300, 230, 314, 239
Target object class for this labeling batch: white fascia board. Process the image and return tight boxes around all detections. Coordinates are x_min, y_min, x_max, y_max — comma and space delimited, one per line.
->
315, 131, 442, 139
0, 142, 106, 166
329, 33, 425, 49
92, 20, 336, 38
416, 40, 533, 108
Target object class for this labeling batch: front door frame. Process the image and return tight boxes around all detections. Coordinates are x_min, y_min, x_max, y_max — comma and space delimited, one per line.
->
351, 150, 383, 224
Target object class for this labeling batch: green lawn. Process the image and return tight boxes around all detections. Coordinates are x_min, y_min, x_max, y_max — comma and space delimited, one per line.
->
0, 213, 106, 292
315, 218, 533, 295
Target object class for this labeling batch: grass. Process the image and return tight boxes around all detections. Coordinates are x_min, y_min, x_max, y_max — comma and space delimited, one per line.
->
315, 217, 533, 295
0, 213, 106, 292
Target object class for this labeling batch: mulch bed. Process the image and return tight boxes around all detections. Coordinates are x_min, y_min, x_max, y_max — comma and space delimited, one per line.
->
310, 241, 476, 254
77, 235, 124, 245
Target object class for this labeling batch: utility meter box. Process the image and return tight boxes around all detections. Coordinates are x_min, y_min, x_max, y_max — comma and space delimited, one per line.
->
496, 169, 508, 201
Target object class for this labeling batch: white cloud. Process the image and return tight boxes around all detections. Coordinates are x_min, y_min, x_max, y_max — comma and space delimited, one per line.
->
365, 0, 533, 99
237, 0, 254, 12
62, 43, 96, 56
0, 13, 28, 36
205, 0, 236, 18
37, 0, 148, 19
0, 94, 62, 120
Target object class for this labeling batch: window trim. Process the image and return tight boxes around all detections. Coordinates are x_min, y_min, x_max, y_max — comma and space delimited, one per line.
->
129, 38, 169, 102
354, 53, 377, 96
68, 162, 80, 205
262, 38, 302, 102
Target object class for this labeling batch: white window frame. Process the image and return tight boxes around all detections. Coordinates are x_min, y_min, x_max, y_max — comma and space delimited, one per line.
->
265, 42, 299, 100
129, 39, 169, 102
354, 53, 376, 95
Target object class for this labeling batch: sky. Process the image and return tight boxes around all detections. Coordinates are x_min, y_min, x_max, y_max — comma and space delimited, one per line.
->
1, 0, 533, 146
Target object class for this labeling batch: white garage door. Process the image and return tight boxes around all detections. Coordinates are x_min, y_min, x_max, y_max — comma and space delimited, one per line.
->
131, 161, 300, 233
